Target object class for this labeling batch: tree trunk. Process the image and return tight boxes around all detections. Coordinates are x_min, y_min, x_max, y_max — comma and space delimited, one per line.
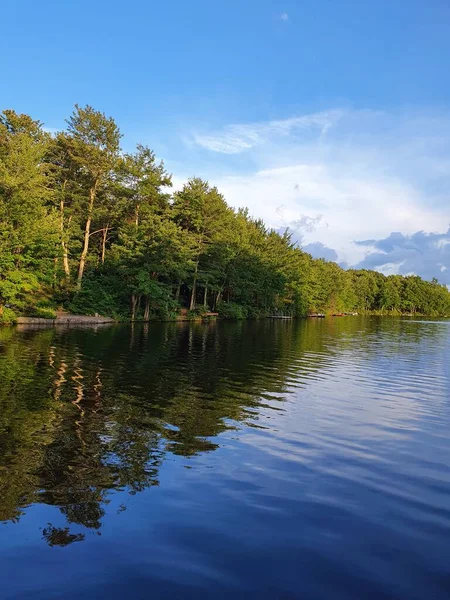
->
203, 285, 208, 307
135, 204, 140, 227
175, 281, 181, 302
215, 289, 222, 309
101, 225, 109, 264
62, 241, 70, 279
143, 296, 150, 321
189, 260, 199, 311
77, 183, 97, 289
60, 196, 70, 280
189, 280, 197, 311
131, 294, 138, 321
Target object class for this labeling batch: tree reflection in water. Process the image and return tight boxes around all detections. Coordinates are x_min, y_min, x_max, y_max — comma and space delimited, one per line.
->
42, 524, 85, 547
0, 318, 441, 545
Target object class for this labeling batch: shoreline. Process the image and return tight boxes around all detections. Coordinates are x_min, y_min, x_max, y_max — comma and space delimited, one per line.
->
4, 312, 448, 327
16, 315, 116, 325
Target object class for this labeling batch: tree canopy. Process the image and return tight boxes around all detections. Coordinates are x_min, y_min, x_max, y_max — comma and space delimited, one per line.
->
1, 105, 449, 323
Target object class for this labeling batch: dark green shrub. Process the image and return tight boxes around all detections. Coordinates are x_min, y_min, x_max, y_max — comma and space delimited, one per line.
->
246, 306, 270, 319
67, 273, 128, 319
217, 302, 248, 320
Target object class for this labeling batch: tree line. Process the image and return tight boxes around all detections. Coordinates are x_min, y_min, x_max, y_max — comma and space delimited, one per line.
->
1, 105, 449, 322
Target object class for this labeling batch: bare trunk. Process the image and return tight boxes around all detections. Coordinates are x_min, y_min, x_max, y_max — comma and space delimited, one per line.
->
189, 280, 197, 311
215, 290, 222, 308
77, 183, 97, 289
135, 204, 140, 227
143, 297, 150, 321
203, 285, 208, 307
62, 242, 70, 279
77, 211, 92, 288
189, 259, 199, 311
101, 225, 109, 264
60, 196, 70, 280
131, 294, 138, 321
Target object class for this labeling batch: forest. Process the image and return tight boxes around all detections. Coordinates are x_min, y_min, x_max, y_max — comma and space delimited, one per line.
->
1, 105, 449, 323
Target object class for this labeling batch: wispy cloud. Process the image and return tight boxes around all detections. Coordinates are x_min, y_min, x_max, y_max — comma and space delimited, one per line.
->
289, 214, 327, 233
280, 12, 289, 21
192, 110, 342, 154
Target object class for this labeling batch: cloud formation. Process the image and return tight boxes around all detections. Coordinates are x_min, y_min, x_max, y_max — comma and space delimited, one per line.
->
180, 108, 450, 278
302, 242, 339, 263
355, 228, 450, 285
192, 110, 341, 154
280, 13, 289, 21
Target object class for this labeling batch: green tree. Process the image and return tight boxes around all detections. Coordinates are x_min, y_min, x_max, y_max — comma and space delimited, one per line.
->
1, 104, 450, 321
0, 110, 58, 317
172, 178, 233, 310
62, 105, 121, 288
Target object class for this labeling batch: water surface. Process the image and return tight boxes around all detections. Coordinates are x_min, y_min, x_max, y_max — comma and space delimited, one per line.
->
1, 318, 449, 599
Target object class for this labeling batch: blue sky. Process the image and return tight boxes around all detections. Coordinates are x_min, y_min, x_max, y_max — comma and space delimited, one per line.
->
2, 0, 450, 282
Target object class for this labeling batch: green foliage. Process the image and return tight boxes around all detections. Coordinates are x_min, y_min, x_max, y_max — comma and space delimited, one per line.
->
217, 302, 248, 320
67, 272, 127, 320
31, 307, 57, 319
1, 104, 450, 323
151, 297, 180, 321
0, 307, 18, 324
187, 306, 211, 318
246, 306, 270, 319
21, 298, 57, 319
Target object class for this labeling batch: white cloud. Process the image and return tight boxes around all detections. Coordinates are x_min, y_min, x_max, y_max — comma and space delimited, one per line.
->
214, 164, 444, 265
280, 12, 289, 21
191, 110, 342, 154
177, 108, 450, 272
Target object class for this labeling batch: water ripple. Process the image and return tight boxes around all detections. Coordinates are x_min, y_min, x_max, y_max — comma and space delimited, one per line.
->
0, 317, 449, 598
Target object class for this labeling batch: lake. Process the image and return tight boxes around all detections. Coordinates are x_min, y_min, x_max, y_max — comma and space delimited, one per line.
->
1, 317, 450, 599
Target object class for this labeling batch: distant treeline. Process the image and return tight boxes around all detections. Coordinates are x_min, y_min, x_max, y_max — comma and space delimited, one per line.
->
1, 105, 449, 323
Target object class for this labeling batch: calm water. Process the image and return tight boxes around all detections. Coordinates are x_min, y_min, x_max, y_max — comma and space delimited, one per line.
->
1, 318, 450, 599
